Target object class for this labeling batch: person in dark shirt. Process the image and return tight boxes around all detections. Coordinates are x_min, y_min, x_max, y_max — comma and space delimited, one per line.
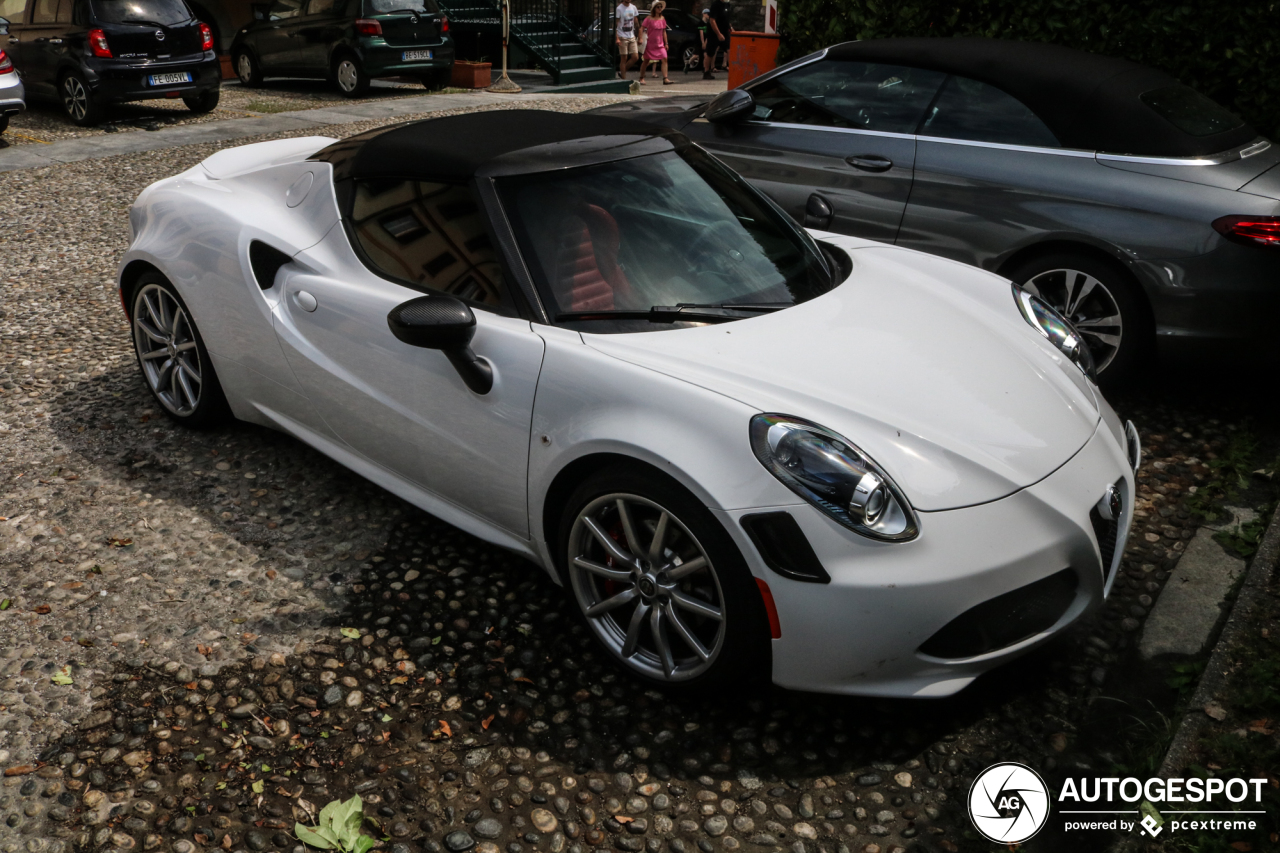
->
704, 0, 730, 79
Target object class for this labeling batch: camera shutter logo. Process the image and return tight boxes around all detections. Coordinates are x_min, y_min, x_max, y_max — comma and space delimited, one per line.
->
968, 762, 1051, 844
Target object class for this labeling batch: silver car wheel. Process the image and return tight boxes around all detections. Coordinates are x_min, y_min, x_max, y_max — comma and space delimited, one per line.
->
132, 284, 203, 417
1022, 268, 1123, 373
237, 53, 254, 82
62, 76, 88, 121
568, 493, 726, 682
337, 59, 360, 93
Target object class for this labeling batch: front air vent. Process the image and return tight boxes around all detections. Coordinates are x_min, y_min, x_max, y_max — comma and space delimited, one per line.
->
741, 512, 830, 583
249, 241, 293, 290
919, 568, 1078, 659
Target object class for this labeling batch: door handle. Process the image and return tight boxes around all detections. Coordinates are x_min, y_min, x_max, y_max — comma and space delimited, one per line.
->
8, 36, 19, 42
846, 154, 893, 172
292, 290, 318, 312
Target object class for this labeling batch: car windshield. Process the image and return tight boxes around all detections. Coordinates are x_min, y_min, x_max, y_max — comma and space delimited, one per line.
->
497, 146, 836, 331
366, 0, 438, 13
91, 0, 191, 25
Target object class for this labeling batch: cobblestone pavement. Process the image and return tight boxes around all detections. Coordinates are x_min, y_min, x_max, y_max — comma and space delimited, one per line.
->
0, 96, 1264, 853
0, 79, 465, 147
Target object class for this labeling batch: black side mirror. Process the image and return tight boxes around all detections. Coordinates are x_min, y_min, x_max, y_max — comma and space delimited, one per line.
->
387, 295, 493, 395
804, 193, 832, 230
705, 89, 755, 123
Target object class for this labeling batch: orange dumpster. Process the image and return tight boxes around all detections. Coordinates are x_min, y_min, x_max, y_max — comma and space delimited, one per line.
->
727, 31, 780, 89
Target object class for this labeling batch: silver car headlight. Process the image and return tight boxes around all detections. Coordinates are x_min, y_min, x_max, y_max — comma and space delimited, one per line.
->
749, 414, 919, 542
1012, 284, 1096, 379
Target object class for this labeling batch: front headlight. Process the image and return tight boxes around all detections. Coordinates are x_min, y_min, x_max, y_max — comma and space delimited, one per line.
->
1013, 285, 1096, 379
749, 414, 919, 542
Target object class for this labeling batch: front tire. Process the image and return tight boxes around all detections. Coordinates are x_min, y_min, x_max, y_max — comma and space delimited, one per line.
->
333, 54, 370, 97
129, 273, 229, 427
182, 88, 221, 113
0, 115, 8, 134
236, 50, 263, 87
558, 466, 769, 692
1006, 252, 1152, 384
61, 71, 104, 126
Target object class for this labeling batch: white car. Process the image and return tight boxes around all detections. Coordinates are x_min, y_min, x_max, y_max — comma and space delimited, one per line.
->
0, 44, 24, 135
118, 109, 1139, 697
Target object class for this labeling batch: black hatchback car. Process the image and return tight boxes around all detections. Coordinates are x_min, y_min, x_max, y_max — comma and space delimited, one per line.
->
1, 0, 219, 125
230, 0, 454, 98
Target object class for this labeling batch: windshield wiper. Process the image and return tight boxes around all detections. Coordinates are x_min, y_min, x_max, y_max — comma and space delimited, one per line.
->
119, 19, 171, 27
557, 303, 786, 325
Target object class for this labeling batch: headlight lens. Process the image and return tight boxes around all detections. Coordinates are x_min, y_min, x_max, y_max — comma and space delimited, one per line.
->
1013, 285, 1096, 379
749, 414, 918, 542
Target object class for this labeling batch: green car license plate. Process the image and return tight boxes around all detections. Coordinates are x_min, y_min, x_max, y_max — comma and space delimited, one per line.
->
402, 50, 433, 61
148, 72, 192, 86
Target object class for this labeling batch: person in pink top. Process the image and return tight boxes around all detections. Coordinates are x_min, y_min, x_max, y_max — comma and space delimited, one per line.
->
638, 1, 672, 85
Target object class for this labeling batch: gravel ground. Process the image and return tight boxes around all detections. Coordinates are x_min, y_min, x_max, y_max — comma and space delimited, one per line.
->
0, 97, 1266, 853
0, 78, 468, 147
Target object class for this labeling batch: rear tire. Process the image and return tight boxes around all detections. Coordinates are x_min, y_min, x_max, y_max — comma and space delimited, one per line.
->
182, 87, 221, 113
1005, 251, 1153, 386
60, 71, 104, 126
235, 50, 263, 87
129, 272, 230, 428
334, 53, 370, 97
0, 115, 8, 134
557, 465, 770, 694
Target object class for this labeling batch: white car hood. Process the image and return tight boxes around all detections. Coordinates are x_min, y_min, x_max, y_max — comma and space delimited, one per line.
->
583, 242, 1100, 511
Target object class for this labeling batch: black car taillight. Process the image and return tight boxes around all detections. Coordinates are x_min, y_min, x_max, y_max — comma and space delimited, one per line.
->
88, 28, 112, 58
440, 15, 449, 32
0, 50, 12, 74
354, 18, 382, 36
1213, 215, 1280, 250
199, 22, 214, 51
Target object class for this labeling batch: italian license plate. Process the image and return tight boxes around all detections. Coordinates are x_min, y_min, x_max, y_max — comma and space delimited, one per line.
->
148, 72, 192, 86
402, 50, 433, 61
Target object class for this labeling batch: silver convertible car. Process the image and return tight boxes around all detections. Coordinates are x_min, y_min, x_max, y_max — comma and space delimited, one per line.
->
592, 38, 1280, 381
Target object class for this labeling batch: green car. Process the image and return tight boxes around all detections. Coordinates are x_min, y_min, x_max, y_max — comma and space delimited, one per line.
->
231, 0, 454, 97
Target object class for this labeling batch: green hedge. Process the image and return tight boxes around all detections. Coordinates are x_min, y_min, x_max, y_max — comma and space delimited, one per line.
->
777, 1, 1280, 140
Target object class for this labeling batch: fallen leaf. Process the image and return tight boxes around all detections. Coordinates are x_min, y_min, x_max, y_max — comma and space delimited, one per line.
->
197, 644, 213, 657
389, 676, 408, 685
481, 714, 495, 730
107, 537, 133, 547
514, 676, 533, 684
0, 599, 9, 611
51, 666, 73, 686
1247, 719, 1274, 735
185, 681, 198, 690
614, 815, 635, 824
2, 766, 36, 777
194, 834, 209, 845
59, 582, 83, 590
1204, 703, 1228, 721
1230, 843, 1252, 852
32, 605, 51, 615
340, 627, 361, 639
437, 720, 452, 738
252, 780, 265, 794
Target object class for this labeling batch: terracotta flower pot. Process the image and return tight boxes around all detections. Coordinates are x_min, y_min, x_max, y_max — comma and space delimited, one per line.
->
451, 61, 492, 89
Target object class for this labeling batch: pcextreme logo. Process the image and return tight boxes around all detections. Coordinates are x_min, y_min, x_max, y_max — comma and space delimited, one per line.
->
967, 763, 1270, 840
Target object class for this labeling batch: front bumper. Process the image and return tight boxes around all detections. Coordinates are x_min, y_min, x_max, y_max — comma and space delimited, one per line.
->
716, 418, 1134, 697
357, 38, 454, 76
85, 54, 221, 104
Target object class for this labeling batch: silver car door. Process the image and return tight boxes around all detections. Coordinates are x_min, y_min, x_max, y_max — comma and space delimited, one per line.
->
690, 58, 944, 243
271, 182, 545, 538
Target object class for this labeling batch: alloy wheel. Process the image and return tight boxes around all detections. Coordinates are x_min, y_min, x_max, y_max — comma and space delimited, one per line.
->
62, 76, 88, 122
337, 60, 359, 93
132, 284, 203, 417
1021, 268, 1123, 374
237, 53, 254, 82
683, 46, 698, 72
567, 493, 726, 682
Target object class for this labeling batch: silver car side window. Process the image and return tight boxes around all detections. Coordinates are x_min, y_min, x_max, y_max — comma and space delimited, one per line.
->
348, 179, 511, 311
918, 74, 1060, 148
748, 60, 945, 135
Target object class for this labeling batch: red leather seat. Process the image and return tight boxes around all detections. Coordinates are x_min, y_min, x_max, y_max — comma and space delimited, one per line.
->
555, 204, 632, 312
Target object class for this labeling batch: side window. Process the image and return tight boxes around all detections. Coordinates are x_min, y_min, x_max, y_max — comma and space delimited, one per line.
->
30, 0, 57, 22
749, 60, 945, 134
305, 0, 335, 14
267, 0, 301, 20
348, 179, 510, 310
55, 0, 70, 21
920, 75, 1060, 148
0, 0, 26, 23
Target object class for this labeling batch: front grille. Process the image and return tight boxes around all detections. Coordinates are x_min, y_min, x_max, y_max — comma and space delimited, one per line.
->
1089, 480, 1123, 583
919, 568, 1078, 659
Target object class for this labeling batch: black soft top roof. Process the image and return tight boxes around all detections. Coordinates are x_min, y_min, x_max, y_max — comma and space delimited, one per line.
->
312, 109, 673, 182
821, 38, 1256, 157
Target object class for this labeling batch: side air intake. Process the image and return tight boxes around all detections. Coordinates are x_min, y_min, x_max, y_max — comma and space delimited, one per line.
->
249, 241, 293, 290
